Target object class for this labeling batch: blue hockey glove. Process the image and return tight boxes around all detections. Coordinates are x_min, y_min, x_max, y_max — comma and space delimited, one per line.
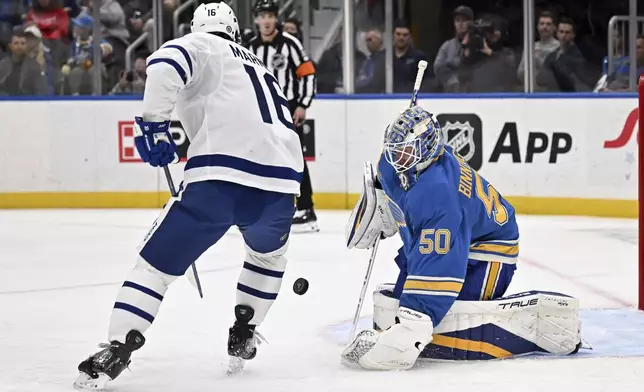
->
133, 117, 179, 167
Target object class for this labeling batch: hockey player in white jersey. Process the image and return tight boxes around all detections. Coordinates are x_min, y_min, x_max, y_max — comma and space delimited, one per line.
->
74, 3, 303, 390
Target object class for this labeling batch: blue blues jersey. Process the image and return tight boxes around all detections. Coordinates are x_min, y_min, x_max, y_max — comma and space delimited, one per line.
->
69, 37, 112, 65
377, 145, 519, 326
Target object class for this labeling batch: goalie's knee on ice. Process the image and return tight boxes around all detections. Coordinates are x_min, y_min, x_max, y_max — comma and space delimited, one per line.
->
422, 290, 581, 360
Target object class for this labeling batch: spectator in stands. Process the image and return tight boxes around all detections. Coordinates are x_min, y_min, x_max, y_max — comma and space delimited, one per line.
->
122, 0, 151, 28
603, 32, 628, 77
355, 28, 385, 93
392, 19, 430, 93
0, 28, 48, 95
24, 24, 56, 94
316, 29, 366, 93
517, 11, 560, 83
459, 15, 516, 93
27, 0, 69, 66
81, 0, 129, 87
110, 55, 145, 94
125, 8, 148, 41
600, 35, 644, 93
122, 5, 152, 60
434, 5, 472, 93
27, 0, 69, 41
62, 0, 81, 18
536, 18, 597, 92
283, 17, 302, 41
0, 0, 28, 52
143, 0, 179, 53
61, 14, 112, 94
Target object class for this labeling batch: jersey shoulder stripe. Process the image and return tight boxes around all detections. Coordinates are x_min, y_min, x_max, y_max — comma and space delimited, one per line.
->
147, 58, 187, 84
162, 44, 194, 77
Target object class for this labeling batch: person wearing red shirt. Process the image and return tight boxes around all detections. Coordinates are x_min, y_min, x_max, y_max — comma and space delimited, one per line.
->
26, 0, 69, 42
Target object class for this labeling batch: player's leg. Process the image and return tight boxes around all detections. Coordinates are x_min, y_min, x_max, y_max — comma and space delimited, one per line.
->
110, 181, 235, 340
228, 186, 294, 368
290, 103, 318, 232
457, 259, 516, 301
421, 259, 580, 360
293, 161, 317, 230
74, 181, 234, 390
371, 260, 580, 361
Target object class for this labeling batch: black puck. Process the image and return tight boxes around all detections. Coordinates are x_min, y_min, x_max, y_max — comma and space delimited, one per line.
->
293, 278, 309, 295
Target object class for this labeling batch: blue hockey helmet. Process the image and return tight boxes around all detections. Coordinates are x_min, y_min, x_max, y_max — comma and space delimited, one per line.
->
383, 106, 442, 173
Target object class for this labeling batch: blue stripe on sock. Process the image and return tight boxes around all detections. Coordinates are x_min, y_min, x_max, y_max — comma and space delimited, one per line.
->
237, 283, 278, 300
243, 262, 285, 278
123, 281, 164, 301
114, 302, 155, 323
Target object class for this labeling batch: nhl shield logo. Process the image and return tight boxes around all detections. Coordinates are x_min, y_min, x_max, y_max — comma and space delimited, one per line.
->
436, 114, 483, 170
271, 53, 286, 69
442, 121, 476, 161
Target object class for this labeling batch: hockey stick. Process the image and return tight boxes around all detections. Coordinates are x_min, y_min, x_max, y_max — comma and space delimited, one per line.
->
346, 61, 428, 342
163, 166, 204, 299
347, 236, 381, 342
409, 60, 428, 108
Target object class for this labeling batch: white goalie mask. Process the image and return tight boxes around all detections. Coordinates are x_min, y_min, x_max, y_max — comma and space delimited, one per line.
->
383, 106, 442, 173
191, 2, 240, 43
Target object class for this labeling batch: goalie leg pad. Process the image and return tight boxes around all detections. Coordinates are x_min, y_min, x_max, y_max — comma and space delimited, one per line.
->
373, 284, 399, 331
343, 307, 434, 370
108, 257, 177, 343
421, 291, 581, 360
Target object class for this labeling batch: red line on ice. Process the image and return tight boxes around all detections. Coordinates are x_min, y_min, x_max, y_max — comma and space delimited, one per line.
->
519, 256, 634, 308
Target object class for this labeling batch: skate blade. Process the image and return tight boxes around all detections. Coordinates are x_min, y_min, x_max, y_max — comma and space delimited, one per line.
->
73, 372, 111, 391
227, 356, 246, 376
291, 222, 320, 233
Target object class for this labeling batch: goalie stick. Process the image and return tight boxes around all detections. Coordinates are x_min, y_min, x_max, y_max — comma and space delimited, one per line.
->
347, 236, 381, 342
163, 166, 204, 299
409, 60, 427, 108
346, 61, 428, 342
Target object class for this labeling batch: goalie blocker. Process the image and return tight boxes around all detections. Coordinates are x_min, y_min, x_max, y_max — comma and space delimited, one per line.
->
371, 285, 582, 361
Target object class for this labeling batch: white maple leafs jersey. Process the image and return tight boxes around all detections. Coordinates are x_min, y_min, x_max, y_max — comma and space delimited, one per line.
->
142, 32, 304, 195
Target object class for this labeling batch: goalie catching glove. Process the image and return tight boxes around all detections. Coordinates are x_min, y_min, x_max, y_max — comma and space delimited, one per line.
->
345, 161, 401, 249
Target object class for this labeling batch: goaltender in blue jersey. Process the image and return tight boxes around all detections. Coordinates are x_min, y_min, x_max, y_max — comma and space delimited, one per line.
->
342, 105, 581, 370
377, 139, 519, 326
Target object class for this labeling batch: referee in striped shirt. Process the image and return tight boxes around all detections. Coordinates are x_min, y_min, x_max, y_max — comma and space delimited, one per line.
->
248, 0, 318, 232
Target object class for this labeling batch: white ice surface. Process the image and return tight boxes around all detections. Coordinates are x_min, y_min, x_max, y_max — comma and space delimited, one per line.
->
0, 210, 642, 392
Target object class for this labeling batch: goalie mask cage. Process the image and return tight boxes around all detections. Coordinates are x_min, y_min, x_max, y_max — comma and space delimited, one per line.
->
639, 75, 644, 311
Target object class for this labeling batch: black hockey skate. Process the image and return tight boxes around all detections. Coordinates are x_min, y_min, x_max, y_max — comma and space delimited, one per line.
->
73, 330, 145, 391
292, 208, 319, 233
227, 305, 264, 375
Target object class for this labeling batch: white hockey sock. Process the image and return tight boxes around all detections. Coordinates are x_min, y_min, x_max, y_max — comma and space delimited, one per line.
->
236, 244, 287, 325
108, 257, 177, 343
